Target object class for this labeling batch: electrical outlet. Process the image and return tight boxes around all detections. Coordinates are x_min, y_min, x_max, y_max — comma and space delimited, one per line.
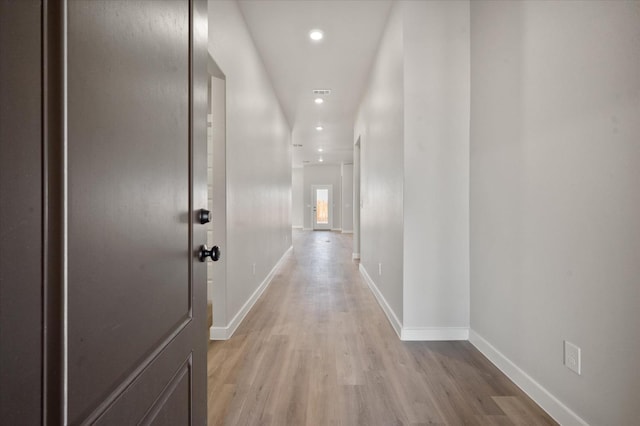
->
378, 262, 382, 276
252, 263, 256, 275
564, 341, 581, 375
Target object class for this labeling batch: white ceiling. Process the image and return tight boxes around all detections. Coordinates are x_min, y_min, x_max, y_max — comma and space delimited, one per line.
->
237, 0, 393, 168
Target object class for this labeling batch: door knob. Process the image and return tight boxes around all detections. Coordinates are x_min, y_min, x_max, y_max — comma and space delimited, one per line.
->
199, 245, 220, 262
199, 208, 211, 224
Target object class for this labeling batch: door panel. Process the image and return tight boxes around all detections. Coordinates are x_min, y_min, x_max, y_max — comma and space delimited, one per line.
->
65, 1, 207, 424
91, 329, 191, 425
145, 361, 191, 426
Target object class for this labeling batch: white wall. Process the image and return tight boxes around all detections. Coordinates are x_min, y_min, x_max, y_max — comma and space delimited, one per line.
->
402, 1, 470, 332
291, 167, 303, 228
354, 1, 470, 338
208, 0, 291, 332
341, 164, 353, 232
470, 1, 640, 425
302, 164, 342, 230
354, 2, 405, 324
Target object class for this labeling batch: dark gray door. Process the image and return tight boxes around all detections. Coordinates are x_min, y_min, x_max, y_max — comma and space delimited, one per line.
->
65, 1, 208, 424
0, 1, 208, 424
0, 1, 44, 424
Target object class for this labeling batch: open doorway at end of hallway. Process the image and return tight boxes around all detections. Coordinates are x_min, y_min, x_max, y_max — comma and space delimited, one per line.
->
311, 184, 333, 230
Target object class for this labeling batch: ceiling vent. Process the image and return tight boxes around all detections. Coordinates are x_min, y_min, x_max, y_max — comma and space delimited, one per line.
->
293, 144, 303, 147
312, 89, 331, 95
303, 160, 310, 163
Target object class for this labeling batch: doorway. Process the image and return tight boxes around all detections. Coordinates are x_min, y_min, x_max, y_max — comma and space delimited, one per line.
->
353, 136, 361, 259
207, 55, 227, 337
312, 185, 333, 230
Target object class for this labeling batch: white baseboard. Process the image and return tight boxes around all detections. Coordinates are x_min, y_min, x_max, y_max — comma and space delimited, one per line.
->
359, 264, 402, 338
331, 228, 342, 232
359, 264, 468, 342
341, 230, 353, 234
209, 326, 229, 340
210, 246, 292, 341
401, 327, 468, 341
302, 227, 312, 231
292, 225, 302, 229
352, 253, 360, 260
469, 330, 588, 426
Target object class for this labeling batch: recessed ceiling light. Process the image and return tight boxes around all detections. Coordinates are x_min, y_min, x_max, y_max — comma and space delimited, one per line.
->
319, 158, 324, 162
315, 126, 323, 131
309, 29, 324, 41
314, 98, 324, 104
318, 148, 323, 152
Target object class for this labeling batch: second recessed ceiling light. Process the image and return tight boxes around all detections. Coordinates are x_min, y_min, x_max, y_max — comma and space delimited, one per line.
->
315, 126, 323, 131
314, 98, 324, 104
309, 29, 324, 41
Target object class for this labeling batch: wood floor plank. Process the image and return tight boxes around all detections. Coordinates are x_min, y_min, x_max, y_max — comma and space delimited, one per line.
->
207, 230, 558, 425
493, 396, 557, 426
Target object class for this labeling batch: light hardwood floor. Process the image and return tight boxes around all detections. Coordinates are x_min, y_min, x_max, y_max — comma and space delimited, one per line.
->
207, 230, 557, 425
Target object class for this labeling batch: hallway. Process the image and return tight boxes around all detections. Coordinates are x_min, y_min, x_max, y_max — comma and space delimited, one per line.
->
207, 230, 556, 425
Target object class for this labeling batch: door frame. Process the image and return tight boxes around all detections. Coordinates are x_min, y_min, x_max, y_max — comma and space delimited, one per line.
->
311, 184, 333, 230
353, 136, 361, 259
207, 55, 228, 336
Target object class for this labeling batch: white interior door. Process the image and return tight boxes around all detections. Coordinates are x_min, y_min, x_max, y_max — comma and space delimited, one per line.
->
312, 185, 332, 230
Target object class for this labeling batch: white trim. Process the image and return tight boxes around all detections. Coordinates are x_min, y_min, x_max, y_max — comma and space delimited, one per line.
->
302, 227, 312, 231
469, 330, 589, 426
331, 228, 342, 232
210, 246, 292, 340
401, 327, 468, 341
209, 325, 230, 340
292, 225, 303, 229
352, 253, 360, 260
341, 230, 353, 234
359, 266, 468, 342
359, 264, 402, 338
